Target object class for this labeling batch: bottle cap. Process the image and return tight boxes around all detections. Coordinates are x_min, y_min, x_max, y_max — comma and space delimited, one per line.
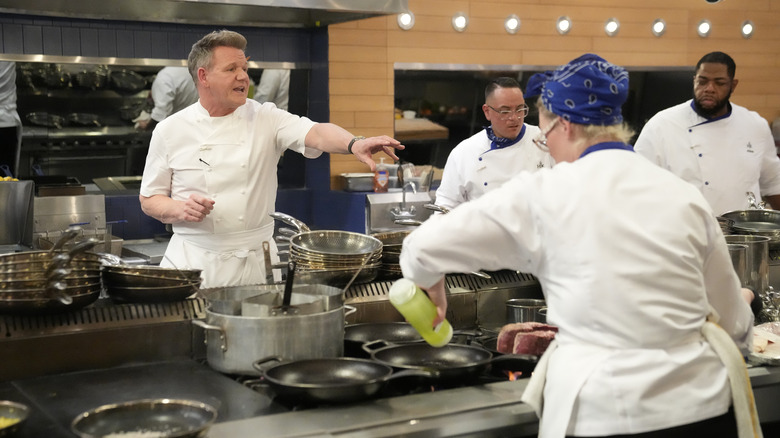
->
388, 278, 416, 306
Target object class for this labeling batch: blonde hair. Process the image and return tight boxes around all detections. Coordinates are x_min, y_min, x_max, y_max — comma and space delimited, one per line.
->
187, 30, 248, 82
536, 99, 635, 144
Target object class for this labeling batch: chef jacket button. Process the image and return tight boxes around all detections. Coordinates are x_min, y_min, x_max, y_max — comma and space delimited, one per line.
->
240, 190, 246, 194
238, 216, 244, 221
688, 128, 692, 133
704, 181, 709, 185
478, 157, 483, 161
698, 153, 702, 157
241, 163, 246, 168
483, 182, 488, 186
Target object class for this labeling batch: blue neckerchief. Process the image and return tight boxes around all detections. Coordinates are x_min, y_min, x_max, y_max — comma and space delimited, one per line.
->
689, 100, 732, 128
486, 125, 526, 151
580, 141, 634, 159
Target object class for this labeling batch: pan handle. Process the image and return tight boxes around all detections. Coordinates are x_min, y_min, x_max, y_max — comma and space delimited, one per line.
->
344, 305, 357, 318
191, 320, 228, 352
252, 356, 283, 373
387, 368, 441, 381
269, 212, 311, 233
361, 339, 395, 355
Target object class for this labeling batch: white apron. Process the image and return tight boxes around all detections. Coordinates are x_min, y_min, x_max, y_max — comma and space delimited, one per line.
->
521, 312, 762, 438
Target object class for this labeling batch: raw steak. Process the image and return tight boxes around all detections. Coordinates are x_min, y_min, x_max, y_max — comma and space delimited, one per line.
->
496, 322, 558, 354
513, 330, 556, 356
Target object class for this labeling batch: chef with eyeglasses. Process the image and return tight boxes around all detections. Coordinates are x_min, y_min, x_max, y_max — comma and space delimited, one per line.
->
433, 77, 554, 211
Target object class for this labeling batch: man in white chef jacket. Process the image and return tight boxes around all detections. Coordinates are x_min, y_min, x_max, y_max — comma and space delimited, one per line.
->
136, 66, 199, 131
400, 54, 758, 437
434, 77, 554, 211
139, 30, 402, 288
634, 51, 780, 215
0, 61, 22, 176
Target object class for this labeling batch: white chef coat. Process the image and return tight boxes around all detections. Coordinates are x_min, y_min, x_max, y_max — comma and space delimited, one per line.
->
149, 67, 199, 123
435, 125, 554, 210
254, 69, 290, 111
400, 146, 754, 437
140, 99, 319, 288
634, 100, 780, 215
0, 61, 22, 174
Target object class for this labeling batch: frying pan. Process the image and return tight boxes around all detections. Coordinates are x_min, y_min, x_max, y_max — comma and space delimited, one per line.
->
26, 112, 64, 129
344, 322, 423, 358
252, 356, 437, 404
109, 69, 147, 94
71, 398, 217, 438
67, 113, 102, 127
0, 400, 30, 436
364, 341, 537, 382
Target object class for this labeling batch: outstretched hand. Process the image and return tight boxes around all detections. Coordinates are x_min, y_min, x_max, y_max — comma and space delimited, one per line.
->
350, 135, 404, 171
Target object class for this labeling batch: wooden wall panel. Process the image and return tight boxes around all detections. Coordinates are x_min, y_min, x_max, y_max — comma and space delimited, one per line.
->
328, 0, 780, 188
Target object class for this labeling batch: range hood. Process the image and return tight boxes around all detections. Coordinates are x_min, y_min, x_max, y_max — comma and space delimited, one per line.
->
0, 0, 408, 28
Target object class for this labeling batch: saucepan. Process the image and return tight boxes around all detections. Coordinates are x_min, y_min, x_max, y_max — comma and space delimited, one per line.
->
71, 398, 218, 438
252, 356, 437, 404
721, 209, 780, 249
363, 341, 537, 383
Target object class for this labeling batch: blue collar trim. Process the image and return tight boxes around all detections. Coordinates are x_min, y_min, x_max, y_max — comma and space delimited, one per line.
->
486, 125, 526, 151
580, 141, 634, 159
689, 100, 732, 127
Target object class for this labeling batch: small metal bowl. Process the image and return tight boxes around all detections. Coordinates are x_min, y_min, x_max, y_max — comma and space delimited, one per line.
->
71, 398, 218, 438
0, 400, 30, 436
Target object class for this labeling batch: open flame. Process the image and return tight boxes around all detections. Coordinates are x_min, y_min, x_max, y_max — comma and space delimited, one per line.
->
505, 371, 523, 381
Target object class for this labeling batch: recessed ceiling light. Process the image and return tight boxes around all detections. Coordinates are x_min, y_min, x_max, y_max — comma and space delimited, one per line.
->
452, 12, 468, 32
697, 19, 711, 37
741, 20, 754, 39
604, 18, 620, 37
505, 14, 521, 34
397, 12, 415, 31
556, 16, 572, 35
652, 18, 666, 37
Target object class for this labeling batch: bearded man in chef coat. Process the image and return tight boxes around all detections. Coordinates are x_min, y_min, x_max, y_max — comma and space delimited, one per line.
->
139, 30, 403, 288
634, 51, 780, 215
434, 77, 554, 211
400, 54, 758, 437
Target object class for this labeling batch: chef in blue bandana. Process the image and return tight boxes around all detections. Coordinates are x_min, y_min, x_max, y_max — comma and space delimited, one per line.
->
434, 77, 554, 211
400, 54, 758, 438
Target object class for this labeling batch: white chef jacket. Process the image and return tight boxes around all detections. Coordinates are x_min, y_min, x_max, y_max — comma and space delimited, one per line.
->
634, 100, 780, 215
140, 99, 319, 288
0, 61, 22, 174
149, 67, 199, 123
400, 146, 753, 437
254, 69, 290, 111
435, 125, 554, 210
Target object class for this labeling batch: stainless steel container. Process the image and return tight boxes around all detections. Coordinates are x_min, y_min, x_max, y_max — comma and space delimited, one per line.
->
728, 243, 748, 287
725, 235, 770, 294
505, 298, 546, 324
194, 283, 347, 375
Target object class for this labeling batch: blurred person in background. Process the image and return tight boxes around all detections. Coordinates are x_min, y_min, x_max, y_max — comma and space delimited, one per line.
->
0, 61, 21, 176
253, 68, 289, 111
136, 66, 199, 131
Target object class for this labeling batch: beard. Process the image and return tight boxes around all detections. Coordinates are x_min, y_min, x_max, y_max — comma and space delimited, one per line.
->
693, 88, 732, 118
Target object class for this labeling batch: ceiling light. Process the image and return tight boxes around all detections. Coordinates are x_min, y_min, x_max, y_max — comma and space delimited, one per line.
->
741, 20, 754, 39
452, 12, 468, 32
556, 16, 572, 35
652, 18, 666, 37
697, 19, 711, 37
397, 12, 415, 31
604, 18, 620, 37
505, 14, 521, 34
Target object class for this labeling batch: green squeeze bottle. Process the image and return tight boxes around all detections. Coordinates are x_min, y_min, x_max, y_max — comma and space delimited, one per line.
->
388, 278, 453, 347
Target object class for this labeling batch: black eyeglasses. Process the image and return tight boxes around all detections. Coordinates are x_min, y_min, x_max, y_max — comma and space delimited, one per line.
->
487, 104, 529, 120
533, 118, 560, 152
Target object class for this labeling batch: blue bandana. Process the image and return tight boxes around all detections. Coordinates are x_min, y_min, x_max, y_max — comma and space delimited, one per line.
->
524, 71, 552, 99
485, 125, 526, 150
529, 54, 629, 125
